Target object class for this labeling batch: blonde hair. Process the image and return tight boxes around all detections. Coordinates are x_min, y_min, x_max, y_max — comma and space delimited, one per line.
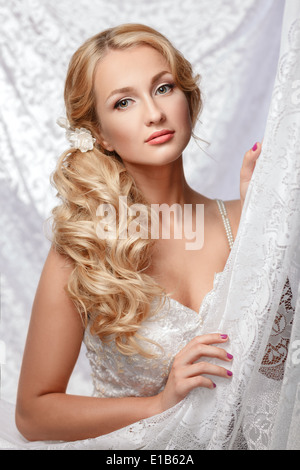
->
51, 24, 203, 357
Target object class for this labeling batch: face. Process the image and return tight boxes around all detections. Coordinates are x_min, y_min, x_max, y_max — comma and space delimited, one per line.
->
94, 45, 192, 169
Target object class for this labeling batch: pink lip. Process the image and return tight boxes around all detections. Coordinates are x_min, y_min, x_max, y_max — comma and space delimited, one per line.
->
146, 129, 175, 145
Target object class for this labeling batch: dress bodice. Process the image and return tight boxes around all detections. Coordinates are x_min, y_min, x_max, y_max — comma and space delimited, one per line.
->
83, 274, 221, 398
83, 200, 232, 399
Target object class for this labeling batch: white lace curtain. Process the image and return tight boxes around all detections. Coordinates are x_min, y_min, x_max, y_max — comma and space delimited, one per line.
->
0, 0, 299, 450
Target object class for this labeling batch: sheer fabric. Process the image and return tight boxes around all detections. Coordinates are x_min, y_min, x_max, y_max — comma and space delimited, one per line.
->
0, 0, 299, 450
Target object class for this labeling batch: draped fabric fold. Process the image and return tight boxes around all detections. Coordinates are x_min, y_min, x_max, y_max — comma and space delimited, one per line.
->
0, 0, 299, 450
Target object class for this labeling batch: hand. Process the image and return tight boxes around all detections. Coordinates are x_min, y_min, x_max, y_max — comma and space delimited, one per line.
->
156, 334, 233, 412
240, 141, 262, 207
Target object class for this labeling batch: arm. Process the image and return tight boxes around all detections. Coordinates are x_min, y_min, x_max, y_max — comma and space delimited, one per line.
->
15, 247, 161, 442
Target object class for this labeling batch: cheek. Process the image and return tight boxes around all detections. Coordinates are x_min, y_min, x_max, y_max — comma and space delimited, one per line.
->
100, 117, 127, 148
175, 95, 192, 129
104, 118, 139, 156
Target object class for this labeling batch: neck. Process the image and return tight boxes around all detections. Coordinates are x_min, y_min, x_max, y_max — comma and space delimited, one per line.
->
123, 155, 195, 207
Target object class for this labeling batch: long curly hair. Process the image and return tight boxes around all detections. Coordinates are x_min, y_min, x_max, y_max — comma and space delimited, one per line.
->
51, 24, 203, 357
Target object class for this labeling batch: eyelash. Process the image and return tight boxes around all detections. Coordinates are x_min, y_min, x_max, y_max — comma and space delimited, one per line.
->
156, 83, 175, 95
114, 83, 175, 110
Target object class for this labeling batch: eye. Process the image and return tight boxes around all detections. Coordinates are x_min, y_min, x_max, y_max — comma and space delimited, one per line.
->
156, 83, 175, 95
114, 98, 133, 110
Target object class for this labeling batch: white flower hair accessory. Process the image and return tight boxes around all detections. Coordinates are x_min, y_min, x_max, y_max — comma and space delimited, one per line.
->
57, 117, 96, 153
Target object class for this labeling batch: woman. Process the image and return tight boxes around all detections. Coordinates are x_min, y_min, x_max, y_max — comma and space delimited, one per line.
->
14, 24, 261, 444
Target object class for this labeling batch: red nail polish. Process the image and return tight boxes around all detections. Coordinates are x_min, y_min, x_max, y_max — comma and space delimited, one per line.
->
227, 353, 233, 360
220, 334, 228, 339
227, 370, 233, 377
252, 143, 258, 151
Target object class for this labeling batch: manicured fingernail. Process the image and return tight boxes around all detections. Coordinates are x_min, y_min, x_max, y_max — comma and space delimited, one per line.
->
252, 143, 258, 151
220, 334, 228, 339
227, 370, 233, 377
227, 353, 233, 360
213, 383, 216, 388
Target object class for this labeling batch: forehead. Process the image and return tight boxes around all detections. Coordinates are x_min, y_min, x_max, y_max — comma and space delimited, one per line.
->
94, 45, 171, 99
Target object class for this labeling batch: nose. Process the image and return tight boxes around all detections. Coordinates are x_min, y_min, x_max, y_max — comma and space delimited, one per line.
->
144, 96, 166, 126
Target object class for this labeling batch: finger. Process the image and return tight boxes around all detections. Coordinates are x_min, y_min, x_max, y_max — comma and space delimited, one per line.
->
173, 362, 233, 397
189, 333, 230, 347
178, 333, 229, 356
180, 363, 233, 395
240, 142, 261, 183
181, 343, 233, 366
184, 361, 233, 380
175, 334, 229, 362
182, 375, 216, 394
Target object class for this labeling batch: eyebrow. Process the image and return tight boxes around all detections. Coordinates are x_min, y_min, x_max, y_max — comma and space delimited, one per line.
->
105, 70, 172, 103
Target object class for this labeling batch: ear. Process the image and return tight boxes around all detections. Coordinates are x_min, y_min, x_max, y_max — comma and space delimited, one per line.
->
96, 128, 114, 152
100, 138, 114, 152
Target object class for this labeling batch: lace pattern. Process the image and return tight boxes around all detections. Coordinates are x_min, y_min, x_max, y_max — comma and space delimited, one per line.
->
260, 278, 295, 381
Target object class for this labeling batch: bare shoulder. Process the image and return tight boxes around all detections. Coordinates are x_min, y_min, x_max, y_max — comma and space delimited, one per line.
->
44, 244, 74, 276
31, 245, 82, 333
34, 245, 80, 325
223, 199, 242, 238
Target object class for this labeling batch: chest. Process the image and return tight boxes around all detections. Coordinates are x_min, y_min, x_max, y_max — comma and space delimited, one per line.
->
145, 235, 228, 313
